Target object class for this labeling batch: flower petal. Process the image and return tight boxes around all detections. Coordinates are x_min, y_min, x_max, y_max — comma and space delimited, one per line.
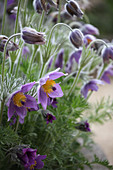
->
7, 101, 15, 121
49, 71, 65, 80
25, 94, 38, 110
38, 86, 48, 110
21, 82, 35, 93
48, 83, 63, 98
35, 155, 47, 169
15, 106, 27, 119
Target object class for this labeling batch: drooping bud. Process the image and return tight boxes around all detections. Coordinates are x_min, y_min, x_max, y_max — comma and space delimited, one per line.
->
70, 29, 84, 48
0, 35, 19, 53
65, 0, 83, 18
75, 120, 91, 132
33, 0, 43, 14
80, 24, 99, 35
55, 49, 64, 69
22, 27, 46, 45
101, 46, 113, 62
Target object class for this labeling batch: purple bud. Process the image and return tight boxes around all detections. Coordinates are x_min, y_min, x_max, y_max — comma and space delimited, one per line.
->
33, 0, 43, 14
22, 27, 46, 45
55, 49, 64, 69
65, 0, 83, 18
83, 34, 96, 47
70, 29, 84, 48
80, 24, 99, 35
101, 46, 113, 62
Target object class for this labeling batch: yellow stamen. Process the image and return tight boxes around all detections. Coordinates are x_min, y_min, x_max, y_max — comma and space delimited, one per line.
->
30, 160, 37, 170
42, 79, 56, 96
13, 92, 26, 107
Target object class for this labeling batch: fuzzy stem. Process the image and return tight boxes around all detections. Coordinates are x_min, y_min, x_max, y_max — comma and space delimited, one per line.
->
14, 0, 22, 42
27, 46, 38, 74
1, 0, 7, 34
67, 67, 82, 96
15, 116, 19, 133
46, 23, 73, 60
87, 39, 108, 49
23, 0, 28, 27
0, 98, 5, 125
38, 10, 45, 31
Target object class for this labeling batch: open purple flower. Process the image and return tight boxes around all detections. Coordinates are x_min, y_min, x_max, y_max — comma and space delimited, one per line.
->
46, 113, 56, 124
80, 24, 99, 35
83, 34, 96, 47
101, 46, 113, 62
37, 68, 65, 110
75, 120, 91, 132
101, 65, 113, 84
7, 82, 38, 124
18, 148, 46, 170
81, 79, 104, 98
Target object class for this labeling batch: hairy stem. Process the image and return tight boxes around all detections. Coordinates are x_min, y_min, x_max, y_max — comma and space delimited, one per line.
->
1, 0, 7, 34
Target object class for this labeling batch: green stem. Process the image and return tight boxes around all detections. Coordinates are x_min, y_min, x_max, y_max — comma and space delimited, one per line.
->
14, 0, 22, 42
67, 67, 82, 96
23, 0, 28, 27
87, 39, 108, 49
1, 33, 21, 83
15, 116, 19, 133
46, 23, 73, 60
1, 0, 7, 34
10, 61, 14, 74
38, 10, 45, 31
27, 46, 38, 74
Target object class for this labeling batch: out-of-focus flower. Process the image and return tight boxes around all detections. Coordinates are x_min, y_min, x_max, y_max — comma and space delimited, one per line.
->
55, 49, 64, 69
101, 65, 113, 84
22, 27, 46, 45
37, 68, 65, 110
65, 48, 82, 73
65, 0, 83, 18
46, 113, 56, 124
22, 46, 30, 59
101, 46, 113, 62
48, 97, 58, 108
75, 120, 91, 132
7, 82, 38, 124
83, 34, 96, 47
70, 29, 84, 48
18, 148, 46, 170
81, 79, 104, 98
80, 24, 99, 35
33, 0, 57, 13
0, 35, 19, 53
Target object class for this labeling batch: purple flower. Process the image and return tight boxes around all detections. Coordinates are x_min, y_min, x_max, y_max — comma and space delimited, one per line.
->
65, 49, 82, 73
37, 68, 64, 110
80, 24, 99, 35
83, 34, 96, 47
55, 49, 64, 69
101, 65, 113, 84
81, 79, 104, 98
101, 46, 113, 62
18, 148, 46, 170
75, 120, 91, 132
46, 113, 56, 124
7, 82, 38, 124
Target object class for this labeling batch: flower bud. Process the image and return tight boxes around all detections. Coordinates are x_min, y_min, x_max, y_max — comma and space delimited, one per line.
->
83, 34, 96, 47
70, 29, 84, 48
75, 120, 91, 132
0, 35, 19, 53
33, 0, 43, 14
80, 24, 99, 35
101, 46, 113, 62
22, 27, 46, 45
65, 0, 83, 18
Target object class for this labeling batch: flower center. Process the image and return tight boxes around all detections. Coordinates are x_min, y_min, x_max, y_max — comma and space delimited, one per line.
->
13, 92, 26, 107
42, 79, 56, 96
30, 160, 37, 170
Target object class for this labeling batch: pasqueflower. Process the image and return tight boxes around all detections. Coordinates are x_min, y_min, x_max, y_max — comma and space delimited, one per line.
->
81, 79, 104, 98
55, 49, 64, 69
7, 82, 38, 124
101, 65, 113, 84
80, 24, 99, 35
75, 120, 91, 132
37, 68, 64, 110
46, 113, 56, 124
